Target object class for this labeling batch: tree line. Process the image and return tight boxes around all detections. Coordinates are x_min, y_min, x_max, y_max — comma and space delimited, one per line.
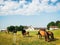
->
47, 20, 60, 30
7, 25, 25, 32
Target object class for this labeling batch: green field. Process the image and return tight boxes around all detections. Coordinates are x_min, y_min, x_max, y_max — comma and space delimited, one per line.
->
0, 29, 60, 45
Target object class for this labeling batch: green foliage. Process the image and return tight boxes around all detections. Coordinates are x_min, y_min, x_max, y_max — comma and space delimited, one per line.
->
57, 23, 60, 28
56, 21, 60, 28
15, 25, 24, 31
7, 25, 24, 32
7, 26, 15, 32
56, 21, 60, 26
15, 26, 20, 31
47, 21, 55, 30
47, 20, 60, 30
19, 25, 24, 31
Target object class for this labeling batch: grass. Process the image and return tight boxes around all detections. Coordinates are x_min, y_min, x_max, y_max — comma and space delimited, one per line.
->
0, 29, 60, 45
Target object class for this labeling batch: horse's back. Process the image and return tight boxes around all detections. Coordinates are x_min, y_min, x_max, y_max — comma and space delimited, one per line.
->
40, 31, 46, 36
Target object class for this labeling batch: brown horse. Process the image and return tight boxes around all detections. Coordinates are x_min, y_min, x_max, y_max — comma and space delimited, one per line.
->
1, 30, 8, 33
38, 29, 54, 42
23, 32, 29, 37
22, 30, 29, 37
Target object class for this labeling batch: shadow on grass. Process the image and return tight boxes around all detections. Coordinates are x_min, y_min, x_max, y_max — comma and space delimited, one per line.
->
50, 38, 59, 42
38, 37, 59, 42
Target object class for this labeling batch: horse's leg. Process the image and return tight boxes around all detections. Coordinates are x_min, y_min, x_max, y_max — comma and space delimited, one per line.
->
27, 32, 29, 36
38, 33, 42, 39
47, 35, 50, 42
45, 36, 50, 42
23, 34, 26, 37
8, 31, 9, 34
38, 31, 42, 38
38, 32, 40, 38
24, 33, 26, 37
38, 35, 40, 38
45, 35, 48, 41
45, 34, 50, 42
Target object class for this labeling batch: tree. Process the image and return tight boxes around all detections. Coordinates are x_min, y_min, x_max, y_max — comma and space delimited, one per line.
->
47, 24, 50, 30
19, 25, 24, 31
56, 21, 60, 28
7, 25, 24, 32
15, 25, 24, 31
58, 23, 60, 28
56, 21, 60, 25
7, 26, 15, 32
47, 21, 55, 30
15, 26, 19, 31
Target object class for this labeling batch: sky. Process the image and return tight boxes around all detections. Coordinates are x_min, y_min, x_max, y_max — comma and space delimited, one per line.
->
0, 0, 60, 30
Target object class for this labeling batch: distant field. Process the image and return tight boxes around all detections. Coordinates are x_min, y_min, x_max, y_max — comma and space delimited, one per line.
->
0, 29, 60, 45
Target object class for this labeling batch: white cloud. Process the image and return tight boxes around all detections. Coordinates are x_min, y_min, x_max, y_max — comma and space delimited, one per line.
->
51, 0, 57, 3
0, 0, 3, 3
1, 1, 19, 11
0, 0, 60, 16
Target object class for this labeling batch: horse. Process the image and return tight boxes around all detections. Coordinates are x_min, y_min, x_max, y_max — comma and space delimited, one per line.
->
38, 28, 54, 42
22, 29, 29, 37
1, 30, 8, 34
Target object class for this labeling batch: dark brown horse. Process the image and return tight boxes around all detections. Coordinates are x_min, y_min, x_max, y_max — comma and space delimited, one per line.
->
22, 29, 29, 37
38, 29, 54, 42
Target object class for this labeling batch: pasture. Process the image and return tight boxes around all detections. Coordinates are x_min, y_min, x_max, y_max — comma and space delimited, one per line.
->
0, 29, 60, 45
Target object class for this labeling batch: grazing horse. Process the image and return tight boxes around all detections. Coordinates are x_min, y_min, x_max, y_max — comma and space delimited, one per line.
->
1, 30, 8, 33
38, 29, 54, 42
22, 29, 29, 37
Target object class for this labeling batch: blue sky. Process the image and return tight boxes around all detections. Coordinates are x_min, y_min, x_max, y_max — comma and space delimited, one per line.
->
0, 0, 60, 29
